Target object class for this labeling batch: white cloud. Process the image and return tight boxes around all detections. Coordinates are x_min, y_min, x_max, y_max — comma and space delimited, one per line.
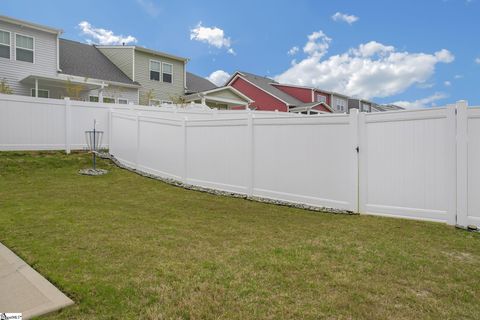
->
475, 57, 480, 64
136, 0, 161, 17
288, 46, 299, 56
275, 30, 454, 99
207, 70, 230, 86
444, 80, 451, 86
392, 93, 447, 109
303, 31, 331, 58
332, 12, 359, 24
190, 22, 234, 54
454, 74, 463, 79
78, 21, 137, 45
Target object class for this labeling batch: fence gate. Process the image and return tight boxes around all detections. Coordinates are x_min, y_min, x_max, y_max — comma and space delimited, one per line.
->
457, 102, 480, 228
358, 106, 457, 225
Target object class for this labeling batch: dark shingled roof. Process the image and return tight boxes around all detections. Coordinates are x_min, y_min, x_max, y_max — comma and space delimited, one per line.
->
186, 72, 217, 93
236, 71, 303, 106
59, 39, 137, 85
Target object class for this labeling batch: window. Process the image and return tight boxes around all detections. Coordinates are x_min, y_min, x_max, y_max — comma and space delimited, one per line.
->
150, 60, 160, 81
149, 99, 160, 106
316, 94, 326, 103
336, 98, 346, 112
89, 96, 99, 102
161, 100, 173, 104
118, 98, 128, 104
0, 30, 10, 59
162, 63, 173, 83
103, 97, 115, 104
16, 34, 34, 63
31, 88, 49, 98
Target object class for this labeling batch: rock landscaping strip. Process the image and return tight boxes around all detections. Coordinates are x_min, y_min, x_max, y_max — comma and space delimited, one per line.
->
99, 153, 356, 215
78, 168, 108, 176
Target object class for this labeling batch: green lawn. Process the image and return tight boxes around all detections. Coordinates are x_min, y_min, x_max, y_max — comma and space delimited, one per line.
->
0, 152, 479, 319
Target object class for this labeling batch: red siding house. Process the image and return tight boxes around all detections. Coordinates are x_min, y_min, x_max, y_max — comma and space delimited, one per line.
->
226, 71, 333, 114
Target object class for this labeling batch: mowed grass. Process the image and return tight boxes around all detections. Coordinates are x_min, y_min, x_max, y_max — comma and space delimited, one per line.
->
0, 152, 479, 319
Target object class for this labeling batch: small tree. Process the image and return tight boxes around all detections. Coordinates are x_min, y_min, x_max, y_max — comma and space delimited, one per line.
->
65, 78, 87, 100
169, 94, 188, 107
0, 78, 13, 94
144, 89, 156, 106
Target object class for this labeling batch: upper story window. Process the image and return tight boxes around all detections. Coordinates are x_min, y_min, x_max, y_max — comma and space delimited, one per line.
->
316, 94, 326, 103
150, 60, 160, 81
336, 98, 346, 112
0, 30, 10, 59
103, 97, 115, 104
162, 62, 173, 83
16, 34, 34, 63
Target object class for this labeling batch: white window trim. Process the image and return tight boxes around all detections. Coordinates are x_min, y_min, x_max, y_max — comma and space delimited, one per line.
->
149, 59, 161, 81
162, 62, 173, 84
149, 99, 160, 106
89, 95, 99, 102
316, 94, 327, 103
31, 88, 49, 98
0, 29, 11, 60
118, 98, 128, 104
15, 32, 35, 64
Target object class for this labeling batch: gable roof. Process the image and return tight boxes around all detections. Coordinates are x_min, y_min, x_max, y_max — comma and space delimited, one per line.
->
186, 72, 217, 94
230, 71, 303, 106
59, 39, 138, 86
95, 45, 188, 62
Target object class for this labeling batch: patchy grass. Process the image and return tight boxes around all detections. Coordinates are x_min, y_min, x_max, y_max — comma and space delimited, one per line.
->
0, 151, 479, 319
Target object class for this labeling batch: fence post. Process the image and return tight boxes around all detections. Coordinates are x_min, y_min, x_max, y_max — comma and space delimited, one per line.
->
64, 97, 71, 154
108, 108, 113, 153
182, 117, 188, 184
357, 110, 366, 214
135, 112, 140, 170
349, 109, 359, 213
456, 100, 469, 227
246, 112, 254, 197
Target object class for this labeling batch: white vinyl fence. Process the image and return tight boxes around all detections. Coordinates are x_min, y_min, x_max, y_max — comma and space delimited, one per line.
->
1, 93, 480, 228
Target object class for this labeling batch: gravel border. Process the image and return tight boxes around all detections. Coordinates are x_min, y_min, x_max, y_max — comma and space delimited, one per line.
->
99, 153, 357, 216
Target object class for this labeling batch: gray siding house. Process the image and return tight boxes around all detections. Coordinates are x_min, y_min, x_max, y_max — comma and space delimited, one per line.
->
0, 15, 61, 98
97, 45, 188, 105
0, 15, 140, 103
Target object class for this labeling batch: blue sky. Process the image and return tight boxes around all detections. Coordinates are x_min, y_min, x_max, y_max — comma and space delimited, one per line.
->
3, 0, 479, 107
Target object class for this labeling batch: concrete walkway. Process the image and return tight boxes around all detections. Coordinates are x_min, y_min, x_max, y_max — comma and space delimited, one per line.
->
0, 242, 73, 319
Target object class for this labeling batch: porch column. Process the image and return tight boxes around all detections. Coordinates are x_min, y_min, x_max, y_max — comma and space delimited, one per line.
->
99, 82, 105, 102
34, 78, 38, 98
201, 96, 206, 105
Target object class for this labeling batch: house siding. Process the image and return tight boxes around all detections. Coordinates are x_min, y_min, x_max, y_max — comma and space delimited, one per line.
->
134, 50, 185, 105
273, 85, 312, 103
0, 20, 58, 96
230, 77, 288, 112
206, 89, 245, 101
96, 47, 134, 80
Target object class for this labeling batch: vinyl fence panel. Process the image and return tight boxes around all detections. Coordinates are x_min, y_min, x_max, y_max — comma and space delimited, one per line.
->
359, 106, 456, 224
457, 103, 480, 227
252, 113, 358, 211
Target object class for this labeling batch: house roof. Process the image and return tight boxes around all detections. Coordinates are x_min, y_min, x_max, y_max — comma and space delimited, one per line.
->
186, 72, 217, 93
59, 39, 138, 86
94, 45, 189, 62
231, 71, 304, 106
0, 15, 62, 34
